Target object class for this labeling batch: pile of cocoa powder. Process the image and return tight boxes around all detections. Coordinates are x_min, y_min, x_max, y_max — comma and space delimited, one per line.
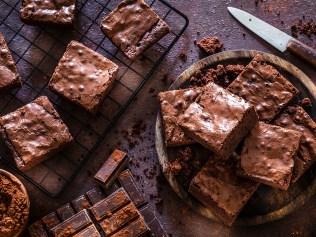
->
0, 173, 28, 237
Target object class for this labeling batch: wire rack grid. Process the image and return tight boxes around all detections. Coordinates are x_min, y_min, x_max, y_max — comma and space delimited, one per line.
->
0, 0, 189, 197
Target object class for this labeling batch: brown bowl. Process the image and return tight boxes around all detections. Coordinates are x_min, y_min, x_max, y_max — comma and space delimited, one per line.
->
0, 169, 30, 237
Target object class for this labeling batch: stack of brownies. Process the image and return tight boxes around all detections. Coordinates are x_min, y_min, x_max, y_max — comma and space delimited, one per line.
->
158, 54, 316, 226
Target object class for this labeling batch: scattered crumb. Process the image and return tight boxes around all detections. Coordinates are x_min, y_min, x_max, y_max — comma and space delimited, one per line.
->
178, 52, 187, 62
291, 19, 316, 38
196, 36, 224, 55
189, 64, 244, 88
300, 98, 312, 108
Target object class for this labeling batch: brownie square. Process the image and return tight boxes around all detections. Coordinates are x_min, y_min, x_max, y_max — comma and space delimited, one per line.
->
20, 0, 76, 25
178, 83, 258, 159
101, 0, 170, 60
158, 88, 202, 147
239, 122, 302, 190
274, 106, 316, 183
0, 33, 21, 90
49, 41, 119, 113
227, 54, 299, 122
189, 158, 259, 226
0, 96, 73, 171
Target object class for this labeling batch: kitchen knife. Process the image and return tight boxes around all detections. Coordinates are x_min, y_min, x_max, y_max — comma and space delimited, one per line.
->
228, 7, 316, 67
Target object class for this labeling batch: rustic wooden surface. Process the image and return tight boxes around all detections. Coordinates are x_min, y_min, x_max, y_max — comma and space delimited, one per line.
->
5, 1, 316, 236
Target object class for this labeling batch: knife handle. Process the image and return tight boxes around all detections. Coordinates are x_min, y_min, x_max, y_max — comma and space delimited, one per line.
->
287, 39, 316, 68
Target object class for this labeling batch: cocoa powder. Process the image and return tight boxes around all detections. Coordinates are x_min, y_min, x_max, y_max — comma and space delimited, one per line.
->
0, 173, 28, 237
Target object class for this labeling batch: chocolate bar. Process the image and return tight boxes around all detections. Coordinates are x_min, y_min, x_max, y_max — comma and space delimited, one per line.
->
111, 217, 150, 237
118, 169, 147, 207
51, 209, 92, 237
86, 187, 106, 205
73, 224, 101, 237
90, 188, 131, 221
42, 212, 60, 230
72, 195, 91, 212
99, 202, 140, 235
140, 205, 168, 237
95, 149, 128, 188
28, 220, 48, 237
57, 203, 75, 221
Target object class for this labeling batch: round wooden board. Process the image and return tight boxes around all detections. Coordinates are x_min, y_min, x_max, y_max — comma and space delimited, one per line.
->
155, 50, 316, 226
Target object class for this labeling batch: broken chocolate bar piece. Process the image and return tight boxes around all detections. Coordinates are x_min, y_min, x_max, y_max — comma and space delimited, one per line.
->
57, 203, 75, 221
178, 83, 258, 159
228, 54, 299, 122
51, 209, 92, 237
20, 0, 76, 25
73, 224, 101, 237
72, 195, 91, 212
0, 33, 21, 90
189, 158, 259, 226
42, 212, 60, 230
118, 169, 147, 207
101, 0, 170, 60
86, 187, 106, 205
274, 106, 316, 183
158, 88, 201, 147
90, 188, 131, 222
239, 122, 302, 190
111, 217, 150, 237
140, 205, 168, 237
28, 220, 49, 237
99, 202, 140, 236
94, 149, 128, 188
49, 41, 119, 113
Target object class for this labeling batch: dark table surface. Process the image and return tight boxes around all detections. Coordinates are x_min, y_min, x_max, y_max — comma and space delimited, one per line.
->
8, 1, 316, 236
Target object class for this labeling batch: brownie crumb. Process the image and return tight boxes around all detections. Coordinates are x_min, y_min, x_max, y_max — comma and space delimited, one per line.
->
196, 36, 224, 55
291, 19, 316, 38
300, 97, 312, 108
178, 52, 187, 62
189, 64, 244, 88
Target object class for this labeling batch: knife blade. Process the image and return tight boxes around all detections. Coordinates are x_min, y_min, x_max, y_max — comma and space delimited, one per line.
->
228, 7, 316, 67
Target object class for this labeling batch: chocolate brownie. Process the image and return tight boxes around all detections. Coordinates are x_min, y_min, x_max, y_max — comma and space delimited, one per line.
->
101, 0, 170, 60
158, 87, 201, 147
178, 83, 258, 159
274, 106, 316, 183
189, 158, 259, 226
0, 96, 73, 171
0, 33, 21, 90
196, 36, 223, 55
228, 54, 299, 122
49, 41, 119, 113
20, 0, 76, 25
239, 122, 302, 190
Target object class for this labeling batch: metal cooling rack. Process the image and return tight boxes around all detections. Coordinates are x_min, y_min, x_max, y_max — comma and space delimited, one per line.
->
0, 0, 188, 197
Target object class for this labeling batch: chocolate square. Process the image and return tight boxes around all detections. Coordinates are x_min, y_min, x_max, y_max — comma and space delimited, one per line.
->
20, 0, 76, 25
189, 158, 259, 226
0, 33, 21, 90
94, 149, 128, 188
158, 88, 201, 147
110, 217, 150, 237
0, 96, 73, 171
101, 0, 170, 60
49, 41, 119, 113
228, 54, 299, 122
178, 83, 258, 159
73, 224, 101, 237
274, 106, 316, 183
239, 122, 302, 190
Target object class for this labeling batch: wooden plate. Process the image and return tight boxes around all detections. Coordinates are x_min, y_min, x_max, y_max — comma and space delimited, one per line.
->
155, 50, 316, 226
0, 169, 30, 237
